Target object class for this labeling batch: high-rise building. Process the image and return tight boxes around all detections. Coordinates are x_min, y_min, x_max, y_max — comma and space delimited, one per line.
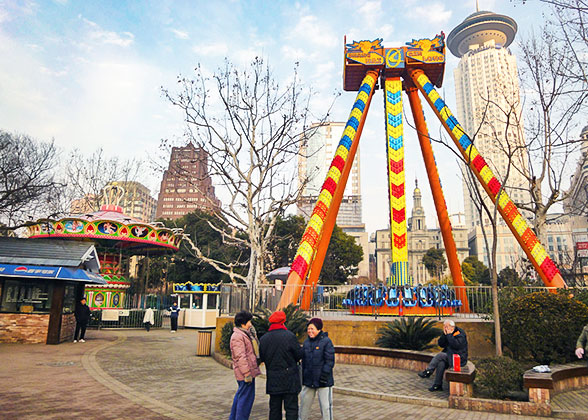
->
105, 181, 157, 223
448, 9, 531, 231
564, 125, 588, 216
298, 122, 362, 226
156, 144, 221, 220
70, 194, 97, 214
298, 122, 368, 278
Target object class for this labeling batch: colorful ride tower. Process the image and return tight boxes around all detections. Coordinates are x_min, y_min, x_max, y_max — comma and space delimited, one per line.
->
278, 32, 566, 312
26, 185, 182, 309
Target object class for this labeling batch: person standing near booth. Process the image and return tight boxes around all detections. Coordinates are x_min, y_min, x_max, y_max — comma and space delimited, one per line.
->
169, 301, 180, 332
74, 297, 91, 343
143, 307, 155, 332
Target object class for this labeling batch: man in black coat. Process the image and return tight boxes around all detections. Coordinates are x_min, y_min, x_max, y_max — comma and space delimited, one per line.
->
259, 310, 303, 420
74, 297, 92, 343
418, 319, 468, 391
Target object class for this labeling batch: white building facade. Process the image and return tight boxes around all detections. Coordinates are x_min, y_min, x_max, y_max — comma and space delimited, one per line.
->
448, 10, 531, 231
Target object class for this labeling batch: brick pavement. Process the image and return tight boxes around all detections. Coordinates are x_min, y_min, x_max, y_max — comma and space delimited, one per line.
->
1, 328, 587, 419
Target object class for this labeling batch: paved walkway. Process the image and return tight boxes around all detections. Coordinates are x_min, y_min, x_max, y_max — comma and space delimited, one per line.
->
0, 328, 586, 419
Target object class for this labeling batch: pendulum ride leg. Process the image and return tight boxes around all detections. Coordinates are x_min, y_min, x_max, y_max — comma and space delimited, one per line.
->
406, 87, 470, 311
409, 69, 566, 289
277, 70, 379, 310
383, 77, 409, 286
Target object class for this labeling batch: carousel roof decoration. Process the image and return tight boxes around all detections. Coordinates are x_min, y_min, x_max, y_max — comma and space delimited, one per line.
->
27, 184, 183, 253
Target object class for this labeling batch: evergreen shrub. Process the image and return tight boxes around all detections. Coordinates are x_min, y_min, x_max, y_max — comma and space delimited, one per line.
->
219, 321, 234, 356
501, 292, 588, 363
474, 356, 525, 399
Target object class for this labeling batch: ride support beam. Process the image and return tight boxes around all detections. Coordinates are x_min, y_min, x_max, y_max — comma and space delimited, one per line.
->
300, 71, 378, 309
278, 70, 379, 310
406, 87, 470, 311
409, 68, 566, 289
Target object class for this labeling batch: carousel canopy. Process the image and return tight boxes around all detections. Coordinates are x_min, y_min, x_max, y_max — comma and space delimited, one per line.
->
26, 185, 182, 254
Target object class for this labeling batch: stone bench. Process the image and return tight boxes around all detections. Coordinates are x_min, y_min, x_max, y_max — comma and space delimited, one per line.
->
524, 363, 588, 405
446, 361, 476, 397
334, 345, 476, 397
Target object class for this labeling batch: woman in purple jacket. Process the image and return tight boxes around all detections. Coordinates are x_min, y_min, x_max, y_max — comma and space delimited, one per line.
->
230, 310, 261, 420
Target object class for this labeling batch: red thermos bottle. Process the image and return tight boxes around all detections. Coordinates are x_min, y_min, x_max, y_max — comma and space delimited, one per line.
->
453, 354, 461, 371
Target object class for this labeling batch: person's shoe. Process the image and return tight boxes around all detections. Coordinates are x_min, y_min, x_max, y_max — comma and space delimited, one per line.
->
73, 340, 77, 343
418, 369, 433, 378
429, 384, 443, 392
171, 330, 176, 333
79, 339, 85, 343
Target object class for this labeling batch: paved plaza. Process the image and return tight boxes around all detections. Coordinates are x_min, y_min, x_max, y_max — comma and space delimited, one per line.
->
0, 328, 586, 419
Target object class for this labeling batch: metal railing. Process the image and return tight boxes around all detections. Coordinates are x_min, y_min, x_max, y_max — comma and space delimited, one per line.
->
88, 293, 174, 329
88, 285, 584, 327
219, 283, 571, 319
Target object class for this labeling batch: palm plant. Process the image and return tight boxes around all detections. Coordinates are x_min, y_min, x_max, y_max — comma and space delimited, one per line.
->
375, 317, 442, 351
253, 304, 309, 340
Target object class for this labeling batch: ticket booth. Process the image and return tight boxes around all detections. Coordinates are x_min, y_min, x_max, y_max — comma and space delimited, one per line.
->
172, 282, 220, 328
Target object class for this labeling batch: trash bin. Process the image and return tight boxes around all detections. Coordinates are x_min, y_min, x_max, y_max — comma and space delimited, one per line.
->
196, 330, 213, 356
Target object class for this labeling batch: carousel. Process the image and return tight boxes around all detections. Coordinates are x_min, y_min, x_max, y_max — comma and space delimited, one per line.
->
26, 185, 182, 309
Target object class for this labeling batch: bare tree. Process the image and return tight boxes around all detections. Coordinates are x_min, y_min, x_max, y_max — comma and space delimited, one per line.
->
63, 148, 143, 214
0, 130, 63, 232
162, 58, 327, 309
515, 23, 588, 241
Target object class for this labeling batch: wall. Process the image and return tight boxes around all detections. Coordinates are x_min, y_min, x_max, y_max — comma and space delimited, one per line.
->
215, 315, 495, 358
0, 313, 49, 344
59, 313, 76, 343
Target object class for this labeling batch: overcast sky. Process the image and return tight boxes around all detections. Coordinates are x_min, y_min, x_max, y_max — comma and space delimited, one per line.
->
0, 0, 549, 234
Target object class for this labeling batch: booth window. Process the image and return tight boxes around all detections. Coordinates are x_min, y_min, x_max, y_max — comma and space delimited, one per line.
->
208, 294, 217, 309
62, 284, 76, 314
179, 295, 190, 308
0, 279, 53, 313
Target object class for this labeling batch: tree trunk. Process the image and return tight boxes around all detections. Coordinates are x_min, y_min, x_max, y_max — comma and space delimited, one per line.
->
490, 224, 503, 357
491, 280, 502, 356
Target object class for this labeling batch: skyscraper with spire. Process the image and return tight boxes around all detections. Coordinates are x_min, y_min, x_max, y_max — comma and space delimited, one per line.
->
447, 6, 531, 231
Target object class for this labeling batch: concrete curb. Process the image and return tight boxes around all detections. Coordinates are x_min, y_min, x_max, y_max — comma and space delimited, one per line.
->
552, 409, 588, 419
212, 351, 233, 370
334, 386, 449, 408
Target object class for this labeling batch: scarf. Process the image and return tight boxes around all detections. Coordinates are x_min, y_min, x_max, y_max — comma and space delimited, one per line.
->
269, 323, 287, 331
238, 326, 260, 358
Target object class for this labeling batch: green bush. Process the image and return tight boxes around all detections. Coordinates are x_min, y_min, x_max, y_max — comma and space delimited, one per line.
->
478, 286, 528, 317
219, 321, 234, 356
474, 356, 525, 399
375, 317, 442, 351
501, 292, 588, 364
561, 287, 588, 309
253, 304, 309, 340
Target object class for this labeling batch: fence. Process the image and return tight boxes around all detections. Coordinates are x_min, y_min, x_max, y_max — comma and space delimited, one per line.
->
218, 284, 570, 319
88, 293, 174, 329
87, 284, 581, 328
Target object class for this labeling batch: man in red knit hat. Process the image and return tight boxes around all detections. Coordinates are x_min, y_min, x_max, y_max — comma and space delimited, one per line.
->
259, 310, 303, 420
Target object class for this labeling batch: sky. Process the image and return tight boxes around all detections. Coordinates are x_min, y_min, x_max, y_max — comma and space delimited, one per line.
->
0, 0, 550, 235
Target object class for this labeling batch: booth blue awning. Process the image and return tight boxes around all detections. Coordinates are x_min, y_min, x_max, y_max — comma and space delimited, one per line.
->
0, 263, 106, 284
